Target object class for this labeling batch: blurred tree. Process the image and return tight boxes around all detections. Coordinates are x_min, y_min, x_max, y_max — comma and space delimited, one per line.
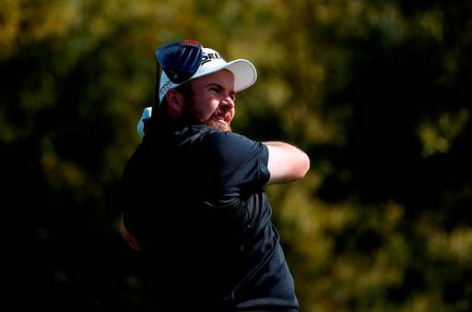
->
1, 0, 471, 311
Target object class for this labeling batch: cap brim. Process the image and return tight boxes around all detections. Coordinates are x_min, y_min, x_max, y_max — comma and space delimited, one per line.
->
225, 59, 257, 92
190, 59, 257, 92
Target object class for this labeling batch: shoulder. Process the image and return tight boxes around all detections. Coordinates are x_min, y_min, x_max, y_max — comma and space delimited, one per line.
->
200, 129, 266, 156
200, 131, 269, 176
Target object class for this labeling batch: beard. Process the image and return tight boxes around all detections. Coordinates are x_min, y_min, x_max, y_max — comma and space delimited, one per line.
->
180, 103, 232, 132
206, 118, 232, 132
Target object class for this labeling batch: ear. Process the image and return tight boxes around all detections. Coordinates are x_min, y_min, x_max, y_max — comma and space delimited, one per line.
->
165, 89, 183, 117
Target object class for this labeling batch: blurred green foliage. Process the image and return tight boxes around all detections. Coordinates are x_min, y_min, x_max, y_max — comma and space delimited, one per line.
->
1, 0, 471, 311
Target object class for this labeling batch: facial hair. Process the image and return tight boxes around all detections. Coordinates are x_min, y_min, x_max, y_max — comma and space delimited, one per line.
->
179, 106, 232, 131
180, 94, 232, 132
206, 118, 232, 132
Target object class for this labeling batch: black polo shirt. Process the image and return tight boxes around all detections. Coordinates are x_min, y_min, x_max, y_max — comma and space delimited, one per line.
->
120, 122, 299, 311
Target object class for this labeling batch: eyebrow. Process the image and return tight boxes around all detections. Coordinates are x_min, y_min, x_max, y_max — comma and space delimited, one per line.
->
204, 82, 224, 90
202, 81, 236, 99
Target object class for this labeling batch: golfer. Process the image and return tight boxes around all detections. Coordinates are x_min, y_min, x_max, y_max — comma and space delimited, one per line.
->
119, 40, 310, 311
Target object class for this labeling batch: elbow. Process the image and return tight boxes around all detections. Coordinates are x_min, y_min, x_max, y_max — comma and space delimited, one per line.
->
286, 153, 311, 182
298, 153, 311, 179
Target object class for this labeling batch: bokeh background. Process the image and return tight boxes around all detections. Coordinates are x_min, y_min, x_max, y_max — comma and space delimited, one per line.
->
2, 1, 471, 311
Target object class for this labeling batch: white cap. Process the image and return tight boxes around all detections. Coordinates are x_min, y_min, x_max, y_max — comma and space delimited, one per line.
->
158, 48, 257, 103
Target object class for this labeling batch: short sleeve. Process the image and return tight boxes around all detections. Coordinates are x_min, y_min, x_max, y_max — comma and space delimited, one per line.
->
204, 131, 270, 190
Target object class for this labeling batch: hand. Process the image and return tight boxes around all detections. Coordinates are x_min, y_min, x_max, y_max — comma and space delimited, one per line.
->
120, 223, 142, 251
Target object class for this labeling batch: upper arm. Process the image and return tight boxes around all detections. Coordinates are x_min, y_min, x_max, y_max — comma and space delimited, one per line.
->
265, 142, 310, 184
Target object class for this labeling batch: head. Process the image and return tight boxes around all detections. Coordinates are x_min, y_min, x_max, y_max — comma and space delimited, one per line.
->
165, 67, 238, 131
153, 42, 257, 131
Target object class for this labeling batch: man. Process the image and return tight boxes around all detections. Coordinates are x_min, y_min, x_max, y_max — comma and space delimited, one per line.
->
119, 40, 310, 311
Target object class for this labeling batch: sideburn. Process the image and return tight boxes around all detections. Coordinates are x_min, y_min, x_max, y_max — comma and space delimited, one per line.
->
176, 83, 201, 125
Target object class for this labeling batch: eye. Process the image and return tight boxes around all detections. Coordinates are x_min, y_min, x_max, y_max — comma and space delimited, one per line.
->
207, 84, 223, 94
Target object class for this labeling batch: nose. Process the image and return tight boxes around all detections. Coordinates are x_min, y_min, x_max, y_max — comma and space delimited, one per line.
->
220, 95, 235, 111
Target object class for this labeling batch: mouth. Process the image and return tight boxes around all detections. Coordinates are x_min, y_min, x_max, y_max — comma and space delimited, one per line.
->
213, 117, 228, 125
212, 112, 230, 124
208, 115, 232, 131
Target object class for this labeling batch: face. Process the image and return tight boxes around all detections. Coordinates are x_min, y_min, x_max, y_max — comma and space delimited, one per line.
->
180, 69, 236, 131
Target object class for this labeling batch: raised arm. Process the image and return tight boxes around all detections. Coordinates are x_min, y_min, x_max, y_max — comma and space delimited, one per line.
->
263, 141, 310, 185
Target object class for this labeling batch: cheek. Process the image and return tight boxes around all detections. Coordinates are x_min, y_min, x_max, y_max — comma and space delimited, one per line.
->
204, 95, 219, 110
197, 97, 219, 114
186, 98, 217, 121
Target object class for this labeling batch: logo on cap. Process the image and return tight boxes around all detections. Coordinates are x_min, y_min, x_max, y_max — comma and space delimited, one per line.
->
202, 51, 223, 65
